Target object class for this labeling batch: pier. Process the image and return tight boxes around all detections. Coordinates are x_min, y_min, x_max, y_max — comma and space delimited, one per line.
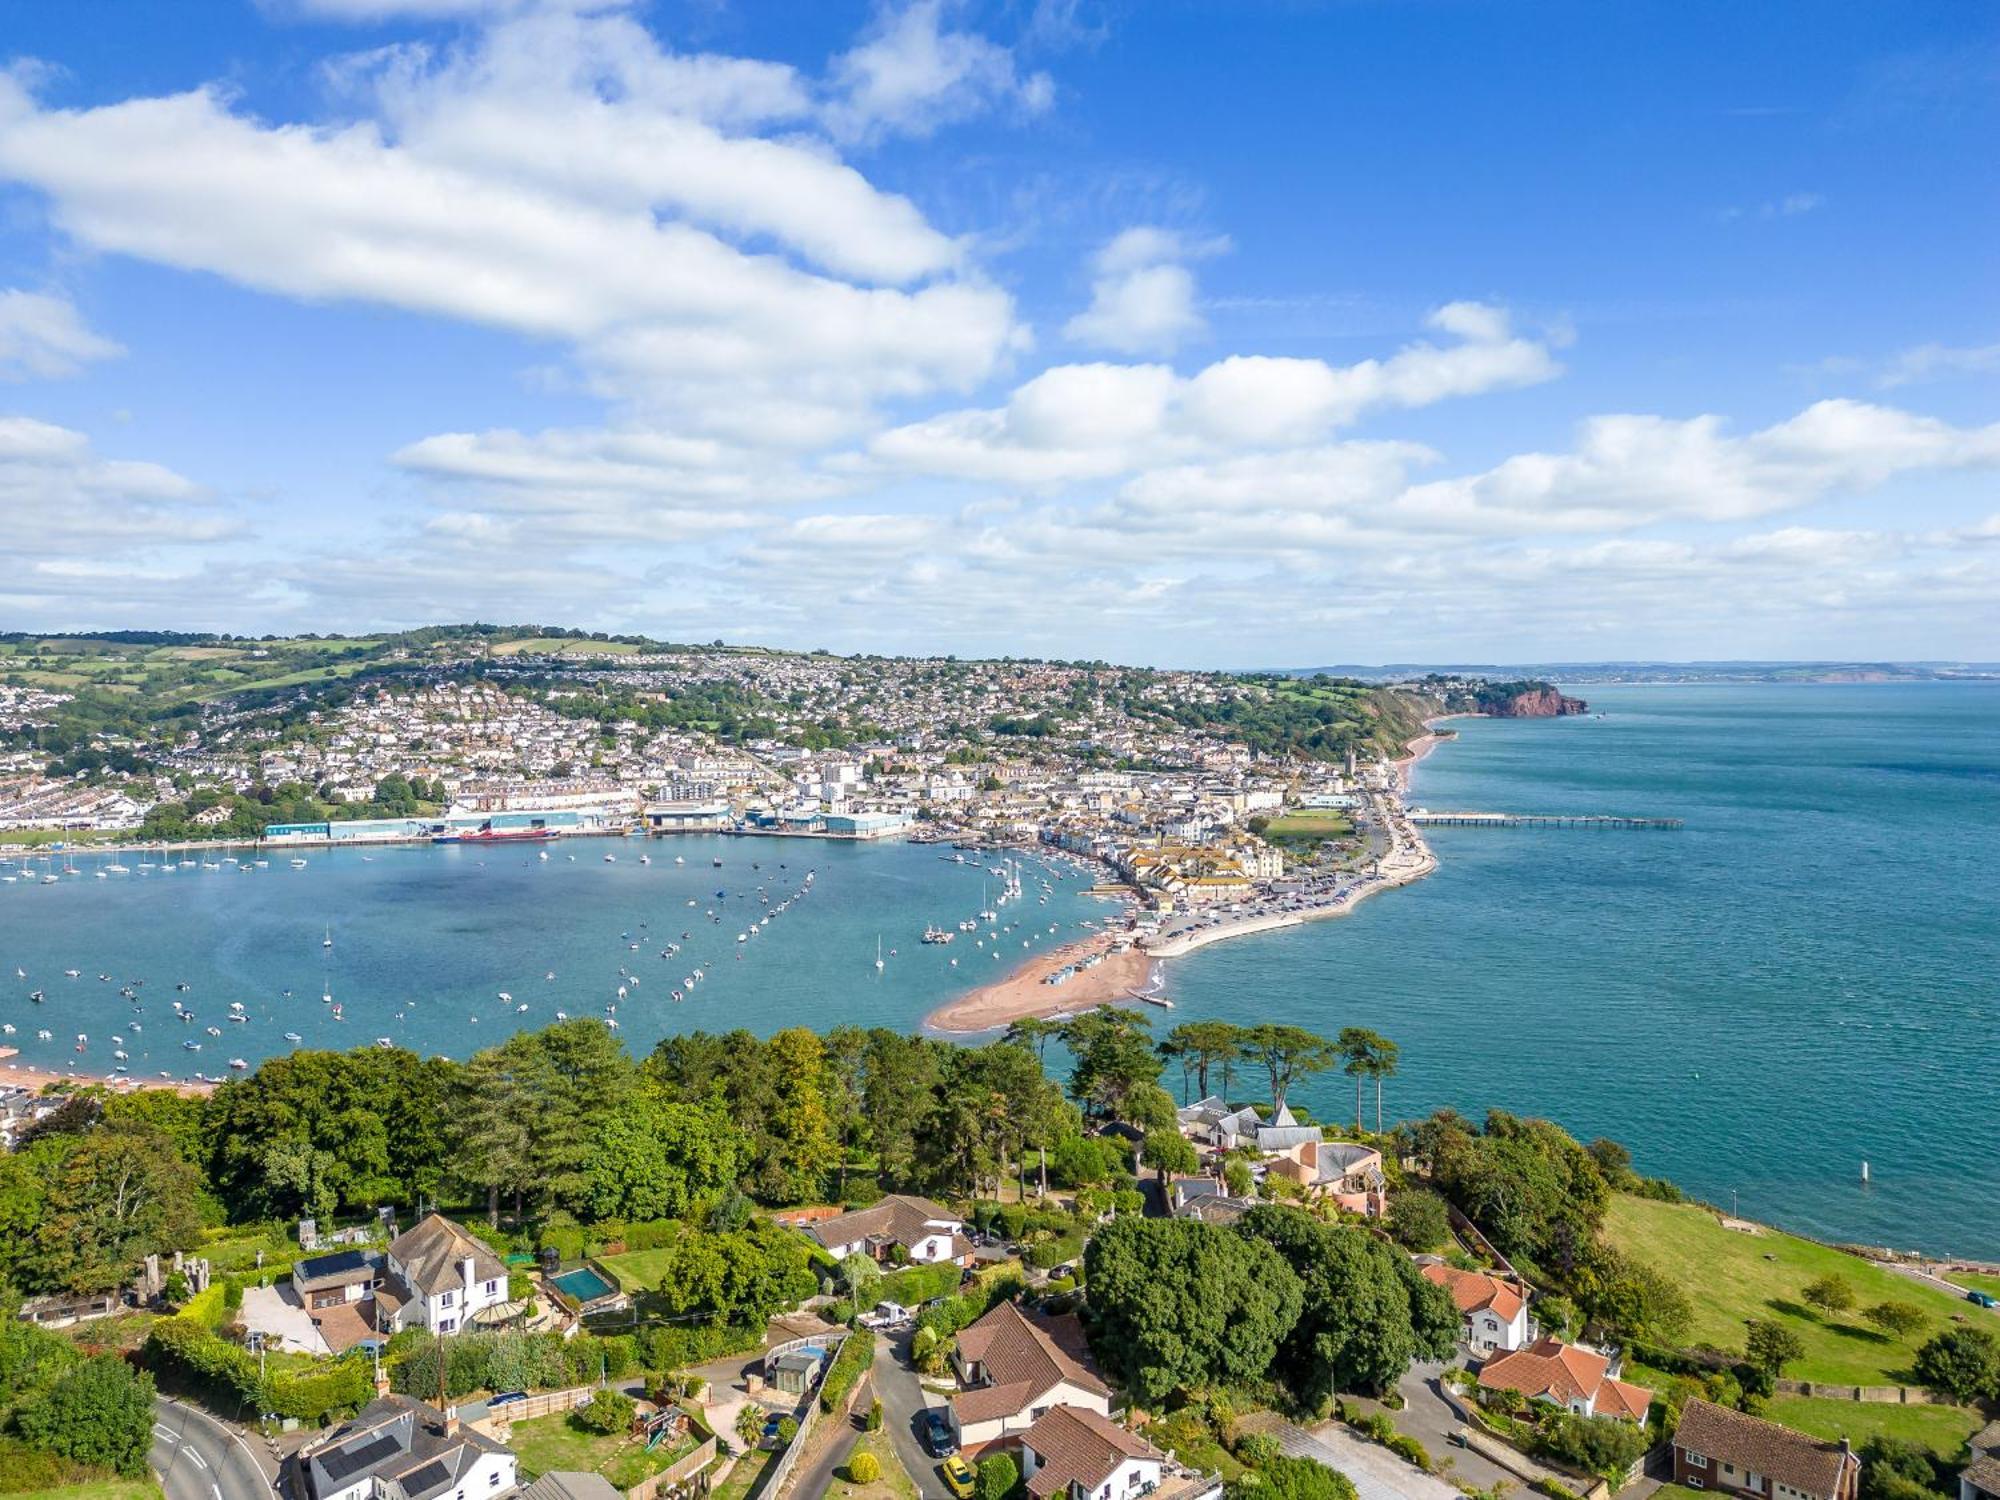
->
1408, 811, 1683, 830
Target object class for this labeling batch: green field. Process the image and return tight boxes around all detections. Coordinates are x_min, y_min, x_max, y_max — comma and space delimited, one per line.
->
490, 637, 642, 657
1604, 1195, 1975, 1385
1761, 1396, 1981, 1460
1947, 1270, 2000, 1298
1261, 810, 1355, 842
599, 1247, 677, 1292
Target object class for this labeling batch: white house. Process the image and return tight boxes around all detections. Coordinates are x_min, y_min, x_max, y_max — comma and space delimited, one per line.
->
806, 1195, 972, 1266
295, 1394, 516, 1500
380, 1213, 509, 1336
947, 1302, 1112, 1450
1019, 1404, 1222, 1500
1420, 1261, 1533, 1352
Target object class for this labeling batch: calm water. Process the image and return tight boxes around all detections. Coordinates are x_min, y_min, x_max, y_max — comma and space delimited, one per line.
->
0, 835, 1110, 1076
1170, 683, 2000, 1256
2, 683, 1995, 1255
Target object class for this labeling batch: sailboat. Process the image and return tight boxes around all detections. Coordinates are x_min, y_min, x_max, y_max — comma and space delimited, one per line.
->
874, 936, 885, 972
322, 926, 333, 949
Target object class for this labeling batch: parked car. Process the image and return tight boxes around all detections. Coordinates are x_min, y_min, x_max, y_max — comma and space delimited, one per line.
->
922, 1409, 956, 1457
859, 1300, 914, 1329
488, 1391, 528, 1409
1969, 1290, 1998, 1309
939, 1456, 976, 1498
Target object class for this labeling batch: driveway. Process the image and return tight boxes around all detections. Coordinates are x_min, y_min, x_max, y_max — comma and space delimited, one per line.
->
1266, 1419, 1461, 1500
151, 1396, 275, 1500
870, 1330, 953, 1500
239, 1285, 329, 1357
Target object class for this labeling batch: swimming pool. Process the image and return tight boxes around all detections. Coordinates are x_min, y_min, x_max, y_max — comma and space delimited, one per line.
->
551, 1265, 617, 1303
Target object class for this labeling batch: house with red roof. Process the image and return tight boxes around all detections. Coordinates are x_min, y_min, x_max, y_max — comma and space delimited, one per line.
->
1673, 1398, 1860, 1500
1018, 1405, 1222, 1500
1477, 1336, 1652, 1422
1420, 1260, 1533, 1352
945, 1302, 1113, 1450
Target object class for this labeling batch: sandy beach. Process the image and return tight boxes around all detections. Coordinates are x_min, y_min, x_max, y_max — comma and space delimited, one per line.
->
925, 931, 1157, 1034
1393, 716, 1471, 789
0, 1058, 215, 1097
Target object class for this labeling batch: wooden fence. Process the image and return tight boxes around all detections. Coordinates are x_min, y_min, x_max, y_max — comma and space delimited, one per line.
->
625, 1433, 717, 1500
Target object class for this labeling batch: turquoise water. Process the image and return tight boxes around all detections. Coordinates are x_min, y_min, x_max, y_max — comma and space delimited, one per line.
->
1168, 683, 2000, 1256
0, 834, 1109, 1079
2, 683, 1994, 1254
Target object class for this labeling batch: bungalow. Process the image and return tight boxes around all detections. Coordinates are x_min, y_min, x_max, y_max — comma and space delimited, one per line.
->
291, 1247, 384, 1313
1477, 1336, 1651, 1422
1672, 1399, 1861, 1500
808, 1194, 973, 1267
947, 1302, 1113, 1450
1961, 1421, 2000, 1500
1019, 1405, 1222, 1500
292, 1394, 516, 1500
1420, 1261, 1532, 1353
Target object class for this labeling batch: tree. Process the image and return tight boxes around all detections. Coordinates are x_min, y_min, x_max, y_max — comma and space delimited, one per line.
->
1743, 1319, 1806, 1380
1861, 1301, 1927, 1338
1912, 1326, 2000, 1404
576, 1388, 636, 1434
15, 1355, 156, 1476
1335, 1028, 1396, 1134
32, 1125, 202, 1294
1237, 1204, 1458, 1402
976, 1453, 1019, 1500
584, 1094, 741, 1222
1140, 1130, 1199, 1182
736, 1404, 764, 1449
1061, 1010, 1161, 1119
1802, 1274, 1856, 1318
1242, 1024, 1337, 1112
1223, 1158, 1254, 1197
1160, 1021, 1246, 1103
1082, 1217, 1303, 1405
1386, 1189, 1451, 1251
841, 1253, 882, 1297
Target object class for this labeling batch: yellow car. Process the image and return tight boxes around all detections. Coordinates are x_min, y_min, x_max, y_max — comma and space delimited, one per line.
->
939, 1456, 976, 1498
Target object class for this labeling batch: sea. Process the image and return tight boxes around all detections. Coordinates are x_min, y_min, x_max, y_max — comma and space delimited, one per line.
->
1, 682, 1994, 1256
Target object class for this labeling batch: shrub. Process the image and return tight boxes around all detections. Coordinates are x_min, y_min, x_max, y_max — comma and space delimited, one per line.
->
776, 1416, 798, 1445
1530, 1412, 1649, 1481
867, 1396, 883, 1432
575, 1389, 636, 1435
977, 1452, 1019, 1500
0, 1434, 69, 1492
266, 1359, 373, 1424
1387, 1190, 1452, 1251
846, 1447, 882, 1484
15, 1355, 156, 1478
819, 1330, 876, 1415
876, 1260, 962, 1308
1913, 1326, 2000, 1404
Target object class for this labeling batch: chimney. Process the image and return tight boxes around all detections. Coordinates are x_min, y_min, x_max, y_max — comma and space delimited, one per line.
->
461, 1254, 476, 1303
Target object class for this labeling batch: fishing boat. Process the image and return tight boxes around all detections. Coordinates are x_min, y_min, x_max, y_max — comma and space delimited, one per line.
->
283, 1031, 303, 1042
874, 936, 885, 972
322, 927, 333, 948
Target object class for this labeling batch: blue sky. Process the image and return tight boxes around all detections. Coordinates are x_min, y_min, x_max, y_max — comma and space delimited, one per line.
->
0, 0, 1995, 666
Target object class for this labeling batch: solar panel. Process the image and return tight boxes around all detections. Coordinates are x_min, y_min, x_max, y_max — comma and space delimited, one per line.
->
297, 1249, 375, 1281
394, 1459, 455, 1500
318, 1431, 405, 1484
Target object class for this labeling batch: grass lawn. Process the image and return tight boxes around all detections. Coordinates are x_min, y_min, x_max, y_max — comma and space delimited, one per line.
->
1262, 811, 1355, 842
12, 1484, 164, 1500
508, 1411, 699, 1489
1761, 1397, 1982, 1460
824, 1431, 921, 1499
711, 1446, 777, 1500
1946, 1270, 2000, 1298
599, 1247, 678, 1292
1604, 1195, 1975, 1385
0, 829, 125, 848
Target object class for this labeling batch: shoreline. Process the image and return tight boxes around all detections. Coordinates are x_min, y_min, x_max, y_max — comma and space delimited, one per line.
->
922, 719, 1453, 1025
1, 1058, 215, 1097
924, 930, 1159, 1034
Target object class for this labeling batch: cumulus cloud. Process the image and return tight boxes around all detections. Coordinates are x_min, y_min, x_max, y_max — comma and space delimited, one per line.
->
824, 0, 1054, 145
1062, 227, 1227, 356
0, 289, 124, 380
0, 14, 1023, 448
867, 302, 1558, 481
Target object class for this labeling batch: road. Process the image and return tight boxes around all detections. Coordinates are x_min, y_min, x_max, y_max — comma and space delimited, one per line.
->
870, 1331, 953, 1500
1266, 1418, 1461, 1500
150, 1396, 276, 1500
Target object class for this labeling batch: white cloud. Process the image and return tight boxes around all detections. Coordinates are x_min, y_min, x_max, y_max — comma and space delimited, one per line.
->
0, 20, 1023, 448
824, 0, 1053, 145
868, 302, 1558, 480
1878, 339, 2000, 388
1062, 226, 1227, 356
0, 289, 124, 380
